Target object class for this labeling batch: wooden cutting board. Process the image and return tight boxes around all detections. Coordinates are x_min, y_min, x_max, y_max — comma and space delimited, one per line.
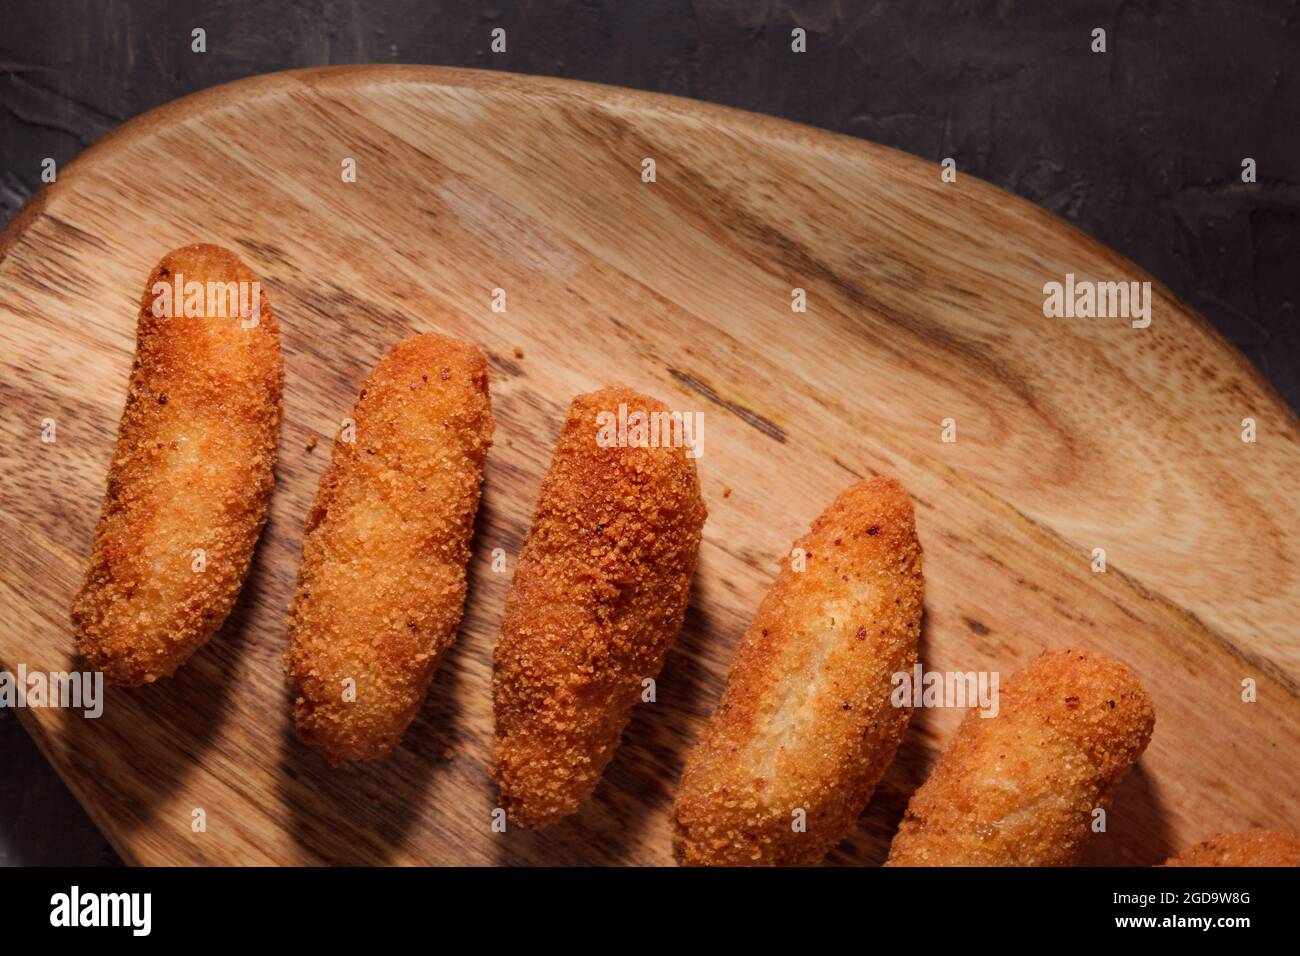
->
1, 66, 1296, 867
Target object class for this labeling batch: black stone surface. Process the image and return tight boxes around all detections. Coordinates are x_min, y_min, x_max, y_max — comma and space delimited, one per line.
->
1, 1, 1296, 865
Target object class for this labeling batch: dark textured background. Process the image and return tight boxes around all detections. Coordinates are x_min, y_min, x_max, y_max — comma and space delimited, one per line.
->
1, 1, 1296, 865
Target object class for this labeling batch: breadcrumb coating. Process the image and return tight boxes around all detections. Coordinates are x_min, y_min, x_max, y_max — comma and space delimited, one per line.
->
72, 244, 283, 685
672, 478, 924, 866
1161, 830, 1300, 867
284, 333, 493, 764
492, 387, 706, 827
887, 648, 1155, 866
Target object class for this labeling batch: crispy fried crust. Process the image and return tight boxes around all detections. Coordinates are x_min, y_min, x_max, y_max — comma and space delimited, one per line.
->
72, 244, 283, 685
492, 387, 706, 827
284, 333, 493, 764
672, 478, 924, 866
887, 648, 1155, 866
1161, 830, 1300, 867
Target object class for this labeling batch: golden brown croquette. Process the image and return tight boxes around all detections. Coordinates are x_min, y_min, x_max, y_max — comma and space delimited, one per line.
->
72, 244, 282, 685
1161, 830, 1300, 867
672, 478, 924, 866
887, 648, 1155, 866
284, 332, 493, 764
492, 386, 706, 827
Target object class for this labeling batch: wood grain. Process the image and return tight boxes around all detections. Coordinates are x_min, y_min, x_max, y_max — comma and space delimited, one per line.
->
0, 66, 1296, 866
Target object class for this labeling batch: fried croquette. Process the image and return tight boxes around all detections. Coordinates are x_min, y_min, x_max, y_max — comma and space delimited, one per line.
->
284, 333, 493, 763
72, 244, 282, 685
672, 478, 924, 866
887, 648, 1155, 866
1161, 830, 1300, 867
492, 387, 707, 827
